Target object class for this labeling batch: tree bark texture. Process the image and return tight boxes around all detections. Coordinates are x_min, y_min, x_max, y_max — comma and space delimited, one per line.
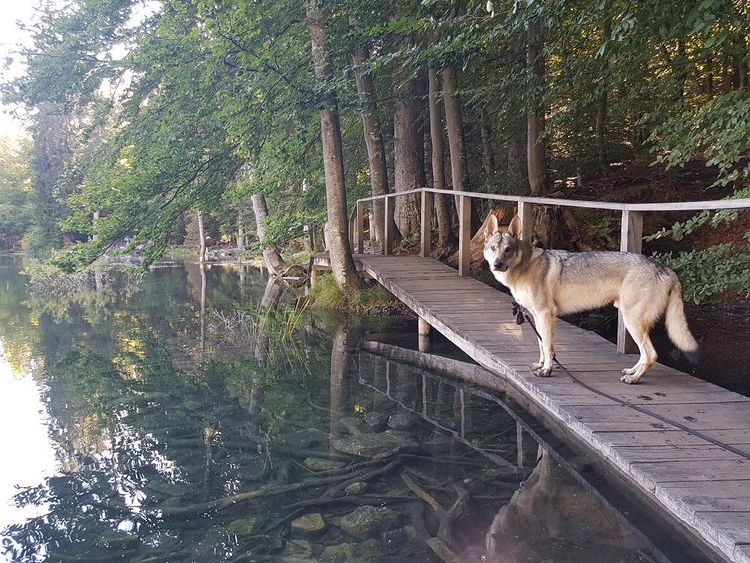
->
428, 67, 452, 249
352, 44, 400, 251
251, 193, 287, 276
307, 4, 363, 293
393, 66, 426, 240
442, 66, 469, 195
526, 15, 549, 196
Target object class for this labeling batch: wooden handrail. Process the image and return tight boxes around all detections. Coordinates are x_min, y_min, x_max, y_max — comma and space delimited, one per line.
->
349, 187, 750, 354
353, 187, 750, 212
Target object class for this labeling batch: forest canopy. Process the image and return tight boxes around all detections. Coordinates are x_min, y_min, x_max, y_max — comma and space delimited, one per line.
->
2, 0, 749, 300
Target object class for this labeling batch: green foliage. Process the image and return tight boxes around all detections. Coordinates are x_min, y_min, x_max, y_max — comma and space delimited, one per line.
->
307, 273, 400, 313
650, 91, 750, 188
653, 243, 750, 304
0, 135, 33, 250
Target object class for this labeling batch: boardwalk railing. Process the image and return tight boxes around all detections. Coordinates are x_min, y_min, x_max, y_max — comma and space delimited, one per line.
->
348, 187, 750, 353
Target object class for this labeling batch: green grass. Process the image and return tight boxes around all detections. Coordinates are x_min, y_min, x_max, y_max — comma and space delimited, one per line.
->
307, 273, 402, 314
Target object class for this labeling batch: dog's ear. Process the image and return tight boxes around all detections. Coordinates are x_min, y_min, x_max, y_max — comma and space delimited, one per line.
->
485, 213, 501, 239
508, 215, 522, 239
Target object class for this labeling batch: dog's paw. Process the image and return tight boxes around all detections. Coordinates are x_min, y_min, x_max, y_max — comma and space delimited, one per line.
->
530, 362, 543, 371
533, 366, 552, 377
621, 367, 636, 376
620, 373, 641, 384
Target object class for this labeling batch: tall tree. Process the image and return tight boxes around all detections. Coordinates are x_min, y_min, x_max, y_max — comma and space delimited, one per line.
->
350, 33, 400, 251
306, 1, 363, 293
393, 64, 426, 240
428, 66, 452, 250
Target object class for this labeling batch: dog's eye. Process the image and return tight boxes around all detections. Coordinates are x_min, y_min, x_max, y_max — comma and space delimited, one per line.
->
490, 245, 496, 252
503, 247, 511, 254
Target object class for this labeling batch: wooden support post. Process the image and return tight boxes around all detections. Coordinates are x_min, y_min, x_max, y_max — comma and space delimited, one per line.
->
617, 210, 643, 354
516, 421, 524, 469
458, 195, 472, 276
384, 196, 393, 256
418, 316, 432, 336
356, 200, 364, 254
421, 190, 434, 257
348, 216, 355, 249
518, 201, 533, 241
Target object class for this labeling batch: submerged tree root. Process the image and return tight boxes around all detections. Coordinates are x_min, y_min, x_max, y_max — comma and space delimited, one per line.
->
401, 472, 469, 563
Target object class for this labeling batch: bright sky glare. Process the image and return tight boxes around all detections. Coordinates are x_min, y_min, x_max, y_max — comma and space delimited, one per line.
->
0, 0, 37, 138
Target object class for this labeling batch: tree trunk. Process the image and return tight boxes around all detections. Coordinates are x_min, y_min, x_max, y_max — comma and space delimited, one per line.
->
351, 40, 400, 251
197, 209, 206, 263
442, 66, 468, 195
428, 66, 452, 250
443, 66, 479, 232
306, 3, 364, 293
479, 110, 496, 178
251, 193, 287, 276
393, 66, 425, 240
526, 13, 548, 196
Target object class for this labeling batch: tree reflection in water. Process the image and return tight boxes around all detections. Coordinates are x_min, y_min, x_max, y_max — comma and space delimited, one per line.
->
0, 258, 703, 562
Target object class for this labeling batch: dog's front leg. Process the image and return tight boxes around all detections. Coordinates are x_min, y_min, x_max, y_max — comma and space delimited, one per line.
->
531, 310, 555, 377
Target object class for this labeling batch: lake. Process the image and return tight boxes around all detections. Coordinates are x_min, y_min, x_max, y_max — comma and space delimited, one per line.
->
0, 255, 711, 562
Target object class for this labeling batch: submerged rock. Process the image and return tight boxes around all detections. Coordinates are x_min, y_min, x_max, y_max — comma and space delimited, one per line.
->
284, 428, 329, 449
303, 457, 345, 471
227, 516, 259, 537
339, 416, 367, 436
388, 411, 417, 430
291, 513, 326, 535
364, 411, 388, 432
343, 481, 367, 495
96, 530, 138, 549
339, 505, 401, 540
319, 540, 379, 562
331, 431, 418, 459
281, 538, 315, 562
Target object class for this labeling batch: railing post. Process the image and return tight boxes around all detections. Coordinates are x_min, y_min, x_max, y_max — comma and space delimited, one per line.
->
458, 194, 472, 276
384, 196, 392, 255
355, 200, 364, 254
420, 190, 434, 257
617, 210, 643, 354
348, 215, 354, 249
518, 201, 533, 241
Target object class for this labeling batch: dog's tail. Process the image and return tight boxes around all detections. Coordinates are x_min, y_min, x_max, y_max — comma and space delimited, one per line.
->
665, 281, 699, 364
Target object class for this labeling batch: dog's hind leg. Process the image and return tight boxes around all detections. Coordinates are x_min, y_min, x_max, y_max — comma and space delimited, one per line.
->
619, 309, 657, 384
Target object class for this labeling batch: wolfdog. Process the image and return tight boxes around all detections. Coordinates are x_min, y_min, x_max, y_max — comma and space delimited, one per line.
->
483, 214, 699, 384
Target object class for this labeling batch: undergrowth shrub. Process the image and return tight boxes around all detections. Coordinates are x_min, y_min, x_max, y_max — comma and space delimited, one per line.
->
653, 242, 750, 304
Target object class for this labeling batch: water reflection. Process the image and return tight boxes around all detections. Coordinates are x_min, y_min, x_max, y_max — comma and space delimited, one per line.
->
0, 257, 705, 562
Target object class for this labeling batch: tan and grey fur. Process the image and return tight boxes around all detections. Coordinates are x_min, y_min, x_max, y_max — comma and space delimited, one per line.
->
483, 215, 699, 384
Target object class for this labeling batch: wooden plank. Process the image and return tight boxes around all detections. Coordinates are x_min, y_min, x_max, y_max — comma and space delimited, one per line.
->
518, 201, 533, 241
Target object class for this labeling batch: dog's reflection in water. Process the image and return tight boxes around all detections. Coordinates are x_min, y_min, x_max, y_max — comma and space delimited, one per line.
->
483, 450, 648, 563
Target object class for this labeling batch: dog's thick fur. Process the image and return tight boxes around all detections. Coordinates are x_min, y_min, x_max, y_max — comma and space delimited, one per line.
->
483, 215, 699, 383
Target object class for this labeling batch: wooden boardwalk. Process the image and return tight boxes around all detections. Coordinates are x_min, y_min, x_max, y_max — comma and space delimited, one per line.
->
347, 254, 750, 562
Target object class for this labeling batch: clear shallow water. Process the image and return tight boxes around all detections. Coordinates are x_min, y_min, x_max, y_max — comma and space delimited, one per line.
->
0, 256, 708, 562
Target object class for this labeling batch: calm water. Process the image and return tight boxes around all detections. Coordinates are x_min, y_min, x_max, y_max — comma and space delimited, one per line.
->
0, 256, 708, 562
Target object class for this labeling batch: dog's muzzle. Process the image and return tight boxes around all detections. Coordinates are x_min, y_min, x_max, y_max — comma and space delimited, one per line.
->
493, 261, 507, 272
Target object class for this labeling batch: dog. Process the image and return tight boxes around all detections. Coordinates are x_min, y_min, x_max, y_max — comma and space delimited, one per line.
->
483, 214, 699, 384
